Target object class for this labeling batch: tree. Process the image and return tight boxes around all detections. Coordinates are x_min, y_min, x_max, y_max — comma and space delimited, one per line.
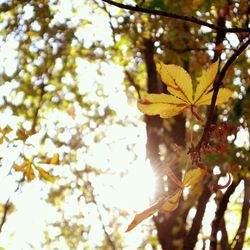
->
99, 0, 250, 249
0, 0, 249, 249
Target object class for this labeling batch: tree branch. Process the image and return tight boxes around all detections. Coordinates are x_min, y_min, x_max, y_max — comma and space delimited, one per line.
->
193, 37, 250, 159
210, 181, 239, 249
183, 182, 212, 250
101, 0, 250, 33
220, 217, 229, 250
124, 70, 142, 99
94, 0, 116, 44
232, 178, 250, 250
86, 179, 116, 250
0, 199, 12, 233
31, 83, 45, 134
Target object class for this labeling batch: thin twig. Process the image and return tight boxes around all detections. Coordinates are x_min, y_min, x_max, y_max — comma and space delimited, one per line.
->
31, 83, 45, 134
94, 0, 116, 44
124, 70, 142, 99
101, 0, 250, 33
0, 199, 12, 233
86, 179, 116, 250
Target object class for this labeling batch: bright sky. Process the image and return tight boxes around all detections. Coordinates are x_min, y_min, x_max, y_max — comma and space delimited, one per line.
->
0, 1, 249, 250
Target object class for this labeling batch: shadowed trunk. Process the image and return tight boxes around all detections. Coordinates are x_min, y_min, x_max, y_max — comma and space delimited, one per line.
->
232, 178, 250, 250
183, 183, 212, 250
210, 181, 238, 249
143, 37, 186, 250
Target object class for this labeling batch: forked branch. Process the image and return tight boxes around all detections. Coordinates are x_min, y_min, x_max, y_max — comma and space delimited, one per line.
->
193, 37, 250, 158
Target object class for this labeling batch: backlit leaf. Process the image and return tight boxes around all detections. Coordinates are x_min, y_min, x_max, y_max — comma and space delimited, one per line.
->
126, 188, 182, 232
165, 166, 183, 188
138, 61, 232, 119
3, 126, 12, 135
195, 88, 233, 106
25, 163, 35, 181
13, 163, 27, 172
139, 93, 188, 105
138, 100, 186, 118
16, 128, 29, 141
36, 166, 57, 183
40, 153, 60, 165
158, 63, 193, 103
193, 60, 219, 104
126, 199, 163, 232
160, 189, 182, 212
183, 168, 206, 187
50, 153, 60, 165
127, 167, 208, 231
14, 161, 35, 181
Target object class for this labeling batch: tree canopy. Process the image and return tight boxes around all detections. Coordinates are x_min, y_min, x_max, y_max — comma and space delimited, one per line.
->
0, 0, 249, 249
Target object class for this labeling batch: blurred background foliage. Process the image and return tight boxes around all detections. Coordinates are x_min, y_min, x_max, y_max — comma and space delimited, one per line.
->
0, 0, 249, 249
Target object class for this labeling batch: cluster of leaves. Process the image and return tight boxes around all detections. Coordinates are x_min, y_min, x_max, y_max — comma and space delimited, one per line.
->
0, 125, 58, 183
127, 167, 206, 231
0, 0, 249, 249
127, 60, 233, 231
13, 153, 59, 182
201, 122, 236, 154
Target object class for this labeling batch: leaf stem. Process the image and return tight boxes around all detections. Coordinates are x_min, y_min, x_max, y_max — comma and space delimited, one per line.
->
190, 112, 194, 145
190, 106, 203, 123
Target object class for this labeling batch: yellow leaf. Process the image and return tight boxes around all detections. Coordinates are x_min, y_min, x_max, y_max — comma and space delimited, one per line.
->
50, 153, 60, 165
36, 166, 57, 183
138, 103, 185, 118
195, 88, 233, 106
3, 125, 12, 135
14, 161, 35, 181
126, 189, 182, 232
160, 189, 182, 212
40, 153, 60, 165
16, 129, 29, 141
13, 162, 30, 172
25, 163, 35, 181
193, 60, 219, 104
126, 199, 163, 232
139, 93, 188, 105
182, 168, 206, 187
138, 94, 187, 118
165, 166, 183, 188
158, 63, 193, 103
137, 61, 232, 119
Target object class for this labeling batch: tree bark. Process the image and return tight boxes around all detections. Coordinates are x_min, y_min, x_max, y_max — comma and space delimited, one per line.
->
183, 183, 212, 250
220, 217, 229, 250
143, 37, 186, 250
232, 178, 250, 250
210, 181, 238, 249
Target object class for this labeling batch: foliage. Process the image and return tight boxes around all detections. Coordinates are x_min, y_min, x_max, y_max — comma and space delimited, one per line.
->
138, 60, 232, 118
127, 167, 206, 231
0, 0, 249, 249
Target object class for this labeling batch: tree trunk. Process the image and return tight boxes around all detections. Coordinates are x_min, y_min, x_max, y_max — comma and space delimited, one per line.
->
143, 37, 186, 250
